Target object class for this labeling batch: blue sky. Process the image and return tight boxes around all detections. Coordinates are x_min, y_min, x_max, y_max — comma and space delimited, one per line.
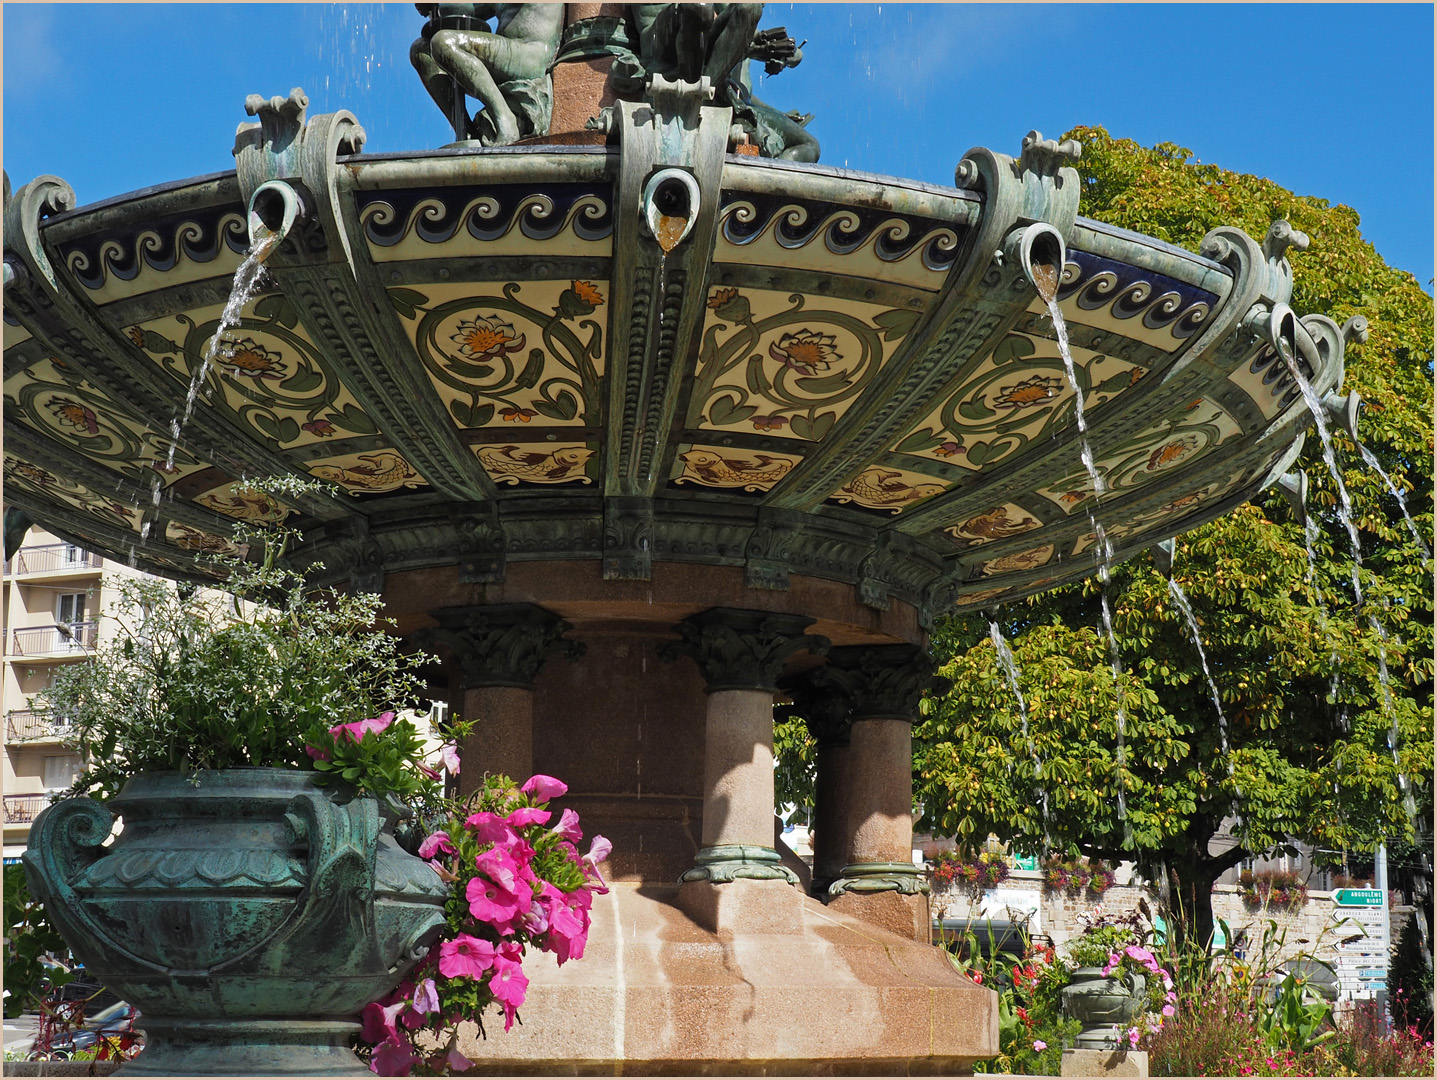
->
3, 4, 1431, 290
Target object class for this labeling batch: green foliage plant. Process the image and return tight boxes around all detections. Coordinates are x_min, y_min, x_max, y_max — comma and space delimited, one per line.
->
37, 478, 451, 808
2, 863, 73, 1019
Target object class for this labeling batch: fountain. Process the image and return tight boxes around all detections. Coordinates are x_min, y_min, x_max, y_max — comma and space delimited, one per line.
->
2, 4, 1360, 1072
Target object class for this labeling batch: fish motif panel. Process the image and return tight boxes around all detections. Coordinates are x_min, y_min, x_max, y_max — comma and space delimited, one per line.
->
827, 464, 949, 514
715, 192, 964, 291
1035, 398, 1244, 514
193, 484, 291, 523
389, 280, 606, 430
308, 450, 428, 494
943, 503, 1045, 548
671, 444, 799, 493
125, 296, 378, 451
356, 184, 614, 262
690, 287, 919, 441
4, 356, 208, 488
165, 521, 245, 555
4, 455, 142, 532
474, 443, 596, 486
891, 332, 1143, 471
978, 544, 1055, 577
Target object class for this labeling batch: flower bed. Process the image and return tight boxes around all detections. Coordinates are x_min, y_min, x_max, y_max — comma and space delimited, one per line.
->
1239, 870, 1308, 912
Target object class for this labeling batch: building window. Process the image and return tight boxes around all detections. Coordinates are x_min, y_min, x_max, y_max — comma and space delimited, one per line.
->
43, 754, 82, 791
57, 592, 86, 625
62, 543, 85, 568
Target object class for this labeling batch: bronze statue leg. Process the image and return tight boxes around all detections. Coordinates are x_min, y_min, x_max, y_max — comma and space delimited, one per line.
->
410, 36, 459, 129
703, 3, 763, 83
431, 29, 525, 145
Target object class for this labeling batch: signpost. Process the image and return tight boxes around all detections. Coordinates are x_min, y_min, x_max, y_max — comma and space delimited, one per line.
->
1331, 888, 1389, 1007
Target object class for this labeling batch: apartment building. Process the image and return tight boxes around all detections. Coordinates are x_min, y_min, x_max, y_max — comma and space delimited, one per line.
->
2, 524, 143, 864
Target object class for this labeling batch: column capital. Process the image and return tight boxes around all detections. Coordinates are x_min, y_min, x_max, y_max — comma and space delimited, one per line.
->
777, 677, 852, 748
417, 603, 585, 689
812, 643, 948, 721
661, 608, 829, 692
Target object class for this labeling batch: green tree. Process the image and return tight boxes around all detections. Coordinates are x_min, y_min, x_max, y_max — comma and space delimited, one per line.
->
910, 128, 1433, 953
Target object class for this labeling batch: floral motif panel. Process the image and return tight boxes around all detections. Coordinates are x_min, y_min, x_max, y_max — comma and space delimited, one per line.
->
689, 287, 919, 441
1034, 398, 1243, 514
890, 332, 1143, 471
4, 356, 208, 489
4, 454, 143, 532
389, 280, 607, 431
125, 297, 378, 452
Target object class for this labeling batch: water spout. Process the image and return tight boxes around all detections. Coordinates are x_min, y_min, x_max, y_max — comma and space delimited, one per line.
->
247, 180, 306, 254
641, 168, 700, 254
1150, 538, 1176, 578
1017, 222, 1067, 304
1319, 389, 1362, 444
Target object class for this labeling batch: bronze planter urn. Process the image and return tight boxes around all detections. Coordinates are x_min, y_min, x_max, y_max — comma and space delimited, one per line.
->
22, 768, 448, 1076
1060, 966, 1148, 1050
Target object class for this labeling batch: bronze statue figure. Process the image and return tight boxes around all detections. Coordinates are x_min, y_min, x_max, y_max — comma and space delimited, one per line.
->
411, 3, 564, 145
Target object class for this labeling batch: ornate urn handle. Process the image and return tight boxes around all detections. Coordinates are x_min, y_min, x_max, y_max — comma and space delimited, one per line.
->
22, 799, 166, 974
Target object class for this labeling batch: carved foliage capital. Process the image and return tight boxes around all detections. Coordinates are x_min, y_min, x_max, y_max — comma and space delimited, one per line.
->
418, 603, 583, 690
777, 677, 852, 748
813, 643, 947, 722
662, 608, 828, 692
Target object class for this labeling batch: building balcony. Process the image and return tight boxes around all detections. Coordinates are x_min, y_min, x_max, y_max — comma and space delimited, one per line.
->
8, 621, 98, 659
3, 544, 103, 580
1, 792, 54, 826
6, 708, 72, 743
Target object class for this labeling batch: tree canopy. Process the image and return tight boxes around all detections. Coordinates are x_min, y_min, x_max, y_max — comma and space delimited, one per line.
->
911, 127, 1433, 949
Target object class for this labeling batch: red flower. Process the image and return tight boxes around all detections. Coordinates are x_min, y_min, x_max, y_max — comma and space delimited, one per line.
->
302, 419, 337, 437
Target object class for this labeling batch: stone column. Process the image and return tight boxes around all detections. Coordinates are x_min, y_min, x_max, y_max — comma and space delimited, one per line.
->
661, 608, 828, 888
418, 604, 584, 793
778, 679, 852, 897
817, 644, 946, 941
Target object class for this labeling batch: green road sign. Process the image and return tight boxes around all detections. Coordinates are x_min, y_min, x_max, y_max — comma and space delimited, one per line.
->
1333, 888, 1385, 907
1013, 855, 1039, 871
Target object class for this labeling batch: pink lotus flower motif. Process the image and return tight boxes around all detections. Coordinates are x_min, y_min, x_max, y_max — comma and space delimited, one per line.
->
1033, 1040, 1047, 1052
521, 774, 568, 802
439, 742, 460, 775
370, 1037, 423, 1077
360, 1000, 407, 1045
582, 835, 613, 892
490, 954, 529, 1032
438, 933, 497, 980
418, 830, 456, 861
507, 806, 552, 829
553, 807, 583, 842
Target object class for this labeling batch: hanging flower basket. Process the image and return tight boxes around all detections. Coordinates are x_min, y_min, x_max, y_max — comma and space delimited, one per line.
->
1238, 869, 1308, 911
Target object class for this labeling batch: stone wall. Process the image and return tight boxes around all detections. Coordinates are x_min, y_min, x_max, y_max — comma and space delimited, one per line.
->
933, 870, 1369, 967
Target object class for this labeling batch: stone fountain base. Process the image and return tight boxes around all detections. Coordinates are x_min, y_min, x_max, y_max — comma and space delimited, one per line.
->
456, 879, 995, 1074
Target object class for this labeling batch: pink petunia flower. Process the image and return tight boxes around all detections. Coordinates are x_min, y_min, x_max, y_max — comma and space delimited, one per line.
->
1033, 1040, 1047, 1052
370, 1037, 422, 1077
475, 845, 524, 892
1162, 1003, 1175, 1017
520, 774, 568, 802
360, 1000, 407, 1045
552, 807, 583, 842
445, 1046, 474, 1072
582, 835, 612, 892
411, 978, 439, 1016
466, 873, 532, 934
465, 811, 520, 850
507, 806, 552, 828
418, 831, 455, 860
490, 954, 529, 1032
438, 933, 497, 980
439, 742, 460, 775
